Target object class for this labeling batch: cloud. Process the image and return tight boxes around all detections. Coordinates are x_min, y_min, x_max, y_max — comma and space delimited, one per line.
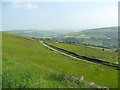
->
12, 1, 38, 10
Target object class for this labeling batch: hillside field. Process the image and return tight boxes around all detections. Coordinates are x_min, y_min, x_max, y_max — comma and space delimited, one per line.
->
50, 26, 118, 48
2, 33, 118, 88
46, 41, 118, 63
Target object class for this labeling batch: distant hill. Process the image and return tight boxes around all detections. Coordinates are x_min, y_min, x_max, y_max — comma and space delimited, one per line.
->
5, 29, 76, 39
51, 26, 118, 48
5, 26, 118, 48
66, 26, 118, 39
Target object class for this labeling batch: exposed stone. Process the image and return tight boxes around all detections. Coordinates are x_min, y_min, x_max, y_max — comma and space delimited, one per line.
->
115, 62, 118, 64
88, 82, 95, 86
78, 75, 84, 83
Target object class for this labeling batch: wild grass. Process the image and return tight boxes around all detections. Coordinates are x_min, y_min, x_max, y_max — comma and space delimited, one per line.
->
3, 59, 90, 88
2, 33, 118, 88
0, 32, 2, 89
47, 41, 118, 63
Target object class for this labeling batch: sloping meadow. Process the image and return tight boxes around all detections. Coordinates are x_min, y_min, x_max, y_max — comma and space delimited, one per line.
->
2, 33, 118, 88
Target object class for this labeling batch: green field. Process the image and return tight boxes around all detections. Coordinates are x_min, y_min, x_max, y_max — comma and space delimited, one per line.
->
46, 41, 118, 63
2, 33, 118, 88
0, 32, 2, 89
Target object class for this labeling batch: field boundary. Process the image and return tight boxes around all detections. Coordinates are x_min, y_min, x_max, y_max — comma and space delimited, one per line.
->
41, 41, 120, 70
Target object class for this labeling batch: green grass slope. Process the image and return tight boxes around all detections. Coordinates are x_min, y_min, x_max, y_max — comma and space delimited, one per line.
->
47, 41, 118, 63
2, 33, 118, 88
0, 32, 2, 89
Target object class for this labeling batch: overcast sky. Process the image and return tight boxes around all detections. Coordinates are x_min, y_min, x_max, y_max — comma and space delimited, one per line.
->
1, 0, 118, 31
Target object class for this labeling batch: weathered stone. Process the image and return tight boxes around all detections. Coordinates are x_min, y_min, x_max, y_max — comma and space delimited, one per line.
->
115, 62, 118, 64
88, 82, 95, 86
78, 75, 84, 83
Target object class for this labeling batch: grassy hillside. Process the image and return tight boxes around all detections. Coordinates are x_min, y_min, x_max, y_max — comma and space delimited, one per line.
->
46, 41, 118, 63
2, 33, 118, 88
0, 32, 2, 89
51, 26, 118, 48
7, 30, 73, 38
6, 26, 118, 48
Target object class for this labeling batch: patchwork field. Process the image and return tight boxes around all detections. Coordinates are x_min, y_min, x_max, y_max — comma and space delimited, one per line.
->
2, 33, 118, 88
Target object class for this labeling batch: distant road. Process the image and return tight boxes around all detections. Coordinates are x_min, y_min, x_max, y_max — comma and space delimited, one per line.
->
40, 41, 119, 70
